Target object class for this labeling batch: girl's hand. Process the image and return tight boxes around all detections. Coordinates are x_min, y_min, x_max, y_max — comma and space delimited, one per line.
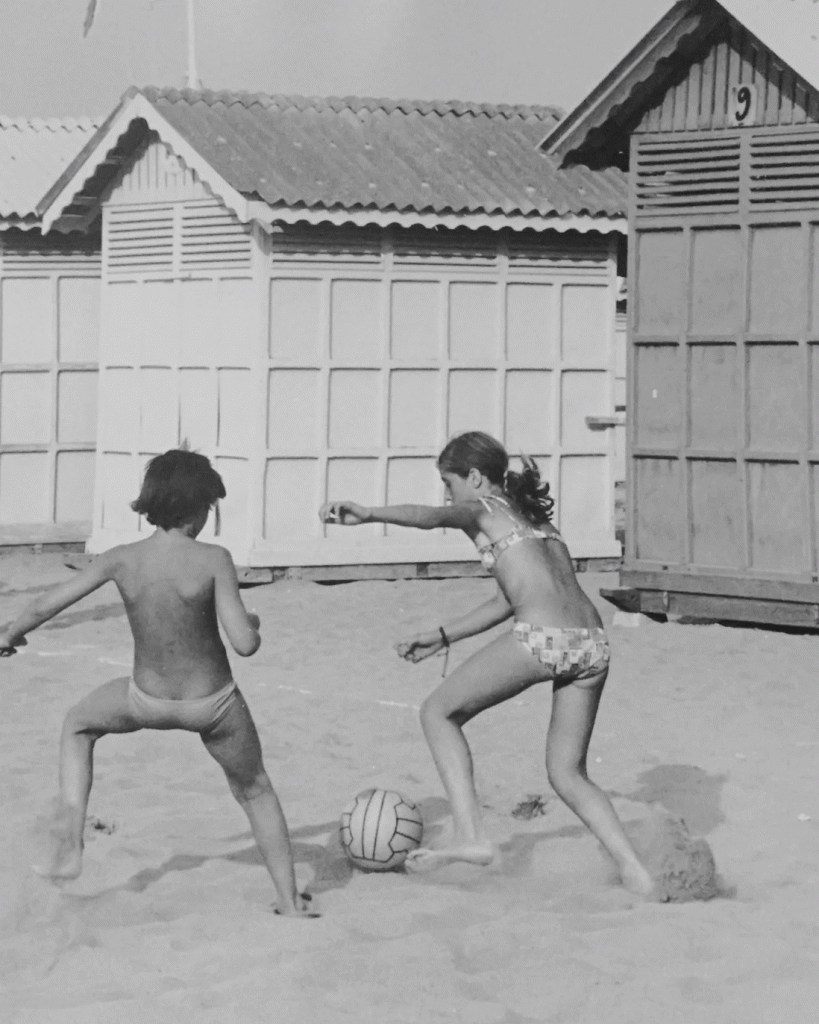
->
395, 633, 445, 664
0, 630, 26, 657
319, 501, 371, 526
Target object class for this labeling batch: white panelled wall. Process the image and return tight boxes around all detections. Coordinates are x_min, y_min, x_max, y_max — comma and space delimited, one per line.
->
260, 228, 621, 566
0, 232, 100, 543
89, 137, 621, 566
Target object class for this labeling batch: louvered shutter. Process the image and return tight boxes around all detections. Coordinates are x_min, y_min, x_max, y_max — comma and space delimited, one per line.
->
180, 201, 252, 271
105, 201, 251, 275
633, 136, 742, 216
749, 130, 819, 209
633, 129, 819, 218
106, 206, 174, 274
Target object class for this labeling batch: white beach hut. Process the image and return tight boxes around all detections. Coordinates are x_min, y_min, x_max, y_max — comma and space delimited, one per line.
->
0, 117, 102, 547
43, 87, 629, 576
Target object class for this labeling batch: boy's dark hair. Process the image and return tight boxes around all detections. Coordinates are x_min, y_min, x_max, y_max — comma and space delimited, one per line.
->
131, 448, 226, 530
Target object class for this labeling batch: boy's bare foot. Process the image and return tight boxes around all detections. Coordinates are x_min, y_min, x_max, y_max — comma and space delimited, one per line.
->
32, 806, 84, 881
32, 839, 83, 881
404, 842, 494, 873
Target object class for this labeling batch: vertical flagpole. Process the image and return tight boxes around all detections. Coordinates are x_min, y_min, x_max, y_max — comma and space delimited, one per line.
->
186, 0, 201, 89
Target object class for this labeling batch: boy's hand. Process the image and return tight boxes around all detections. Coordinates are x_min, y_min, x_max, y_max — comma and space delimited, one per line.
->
247, 611, 261, 631
319, 501, 371, 526
0, 630, 26, 657
395, 633, 445, 664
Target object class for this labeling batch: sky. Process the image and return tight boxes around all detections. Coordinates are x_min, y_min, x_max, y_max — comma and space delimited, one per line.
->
0, 0, 671, 119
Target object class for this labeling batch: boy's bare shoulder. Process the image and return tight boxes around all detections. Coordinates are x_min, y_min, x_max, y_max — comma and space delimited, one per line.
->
194, 540, 235, 567
93, 543, 132, 571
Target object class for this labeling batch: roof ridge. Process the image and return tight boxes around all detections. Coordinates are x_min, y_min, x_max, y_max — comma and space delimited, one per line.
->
140, 86, 563, 122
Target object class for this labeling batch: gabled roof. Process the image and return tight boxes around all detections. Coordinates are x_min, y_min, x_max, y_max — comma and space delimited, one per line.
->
0, 116, 102, 229
542, 0, 819, 165
719, 0, 819, 91
41, 87, 628, 234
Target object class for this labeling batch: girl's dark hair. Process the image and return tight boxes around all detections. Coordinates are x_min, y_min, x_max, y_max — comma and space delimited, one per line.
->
437, 431, 554, 525
131, 448, 225, 530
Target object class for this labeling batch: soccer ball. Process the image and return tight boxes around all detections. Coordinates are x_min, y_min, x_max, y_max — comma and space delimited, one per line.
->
340, 788, 423, 871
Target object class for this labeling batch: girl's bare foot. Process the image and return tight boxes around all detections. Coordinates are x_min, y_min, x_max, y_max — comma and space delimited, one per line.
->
620, 861, 664, 901
32, 832, 83, 881
273, 892, 321, 918
404, 841, 494, 873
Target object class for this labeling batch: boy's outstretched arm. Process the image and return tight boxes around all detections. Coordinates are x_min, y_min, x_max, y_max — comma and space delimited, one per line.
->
213, 548, 261, 657
0, 552, 116, 652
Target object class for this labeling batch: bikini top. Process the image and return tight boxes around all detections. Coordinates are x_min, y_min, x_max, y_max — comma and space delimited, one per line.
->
474, 494, 563, 571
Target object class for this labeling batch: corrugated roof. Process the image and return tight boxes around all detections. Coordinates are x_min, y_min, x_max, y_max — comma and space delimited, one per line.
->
0, 116, 102, 223
543, 0, 819, 162
132, 87, 626, 220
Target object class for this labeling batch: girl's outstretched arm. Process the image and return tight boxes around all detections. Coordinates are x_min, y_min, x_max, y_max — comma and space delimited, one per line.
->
396, 587, 513, 663
0, 551, 117, 654
319, 500, 479, 531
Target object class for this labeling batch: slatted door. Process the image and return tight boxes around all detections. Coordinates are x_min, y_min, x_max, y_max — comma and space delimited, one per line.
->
0, 231, 100, 544
258, 226, 621, 567
627, 127, 819, 598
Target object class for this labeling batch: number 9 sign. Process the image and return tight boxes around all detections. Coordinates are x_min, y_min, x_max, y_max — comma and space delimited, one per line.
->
730, 83, 757, 125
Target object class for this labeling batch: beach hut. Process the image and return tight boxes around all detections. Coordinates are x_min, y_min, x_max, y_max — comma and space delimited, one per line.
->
542, 0, 819, 627
0, 117, 102, 548
43, 87, 628, 576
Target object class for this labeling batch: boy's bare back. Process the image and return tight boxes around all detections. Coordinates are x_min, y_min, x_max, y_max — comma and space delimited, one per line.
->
105, 532, 244, 699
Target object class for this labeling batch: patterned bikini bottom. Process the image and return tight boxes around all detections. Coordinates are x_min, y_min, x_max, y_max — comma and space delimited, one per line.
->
512, 623, 610, 681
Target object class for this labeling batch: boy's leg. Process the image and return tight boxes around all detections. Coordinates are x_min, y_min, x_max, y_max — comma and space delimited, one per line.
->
408, 632, 546, 872
35, 676, 139, 880
545, 672, 655, 898
200, 691, 315, 917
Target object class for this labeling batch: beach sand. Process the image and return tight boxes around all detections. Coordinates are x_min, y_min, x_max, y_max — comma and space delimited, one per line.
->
1, 552, 818, 1023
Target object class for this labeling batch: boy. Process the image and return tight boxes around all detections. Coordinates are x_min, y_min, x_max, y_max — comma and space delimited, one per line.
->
0, 448, 316, 918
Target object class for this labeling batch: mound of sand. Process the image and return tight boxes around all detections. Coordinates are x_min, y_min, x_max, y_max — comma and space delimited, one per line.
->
630, 807, 719, 902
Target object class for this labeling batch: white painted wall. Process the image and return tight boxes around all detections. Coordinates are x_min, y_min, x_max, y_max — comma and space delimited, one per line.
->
0, 232, 100, 543
88, 136, 621, 565
257, 227, 622, 566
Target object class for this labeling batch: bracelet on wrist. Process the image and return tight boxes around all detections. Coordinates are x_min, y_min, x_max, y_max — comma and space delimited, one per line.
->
438, 626, 450, 677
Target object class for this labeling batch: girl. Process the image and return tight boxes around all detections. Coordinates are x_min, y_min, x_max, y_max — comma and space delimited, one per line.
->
320, 431, 654, 898
0, 449, 317, 918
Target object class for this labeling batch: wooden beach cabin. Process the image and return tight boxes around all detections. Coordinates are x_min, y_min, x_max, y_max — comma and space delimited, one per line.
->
542, 0, 819, 627
42, 88, 628, 575
0, 117, 102, 548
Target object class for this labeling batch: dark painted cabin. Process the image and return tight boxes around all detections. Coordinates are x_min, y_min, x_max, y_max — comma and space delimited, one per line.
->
542, 0, 819, 627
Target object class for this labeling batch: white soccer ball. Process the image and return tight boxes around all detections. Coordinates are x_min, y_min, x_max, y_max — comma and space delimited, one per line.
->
340, 788, 423, 871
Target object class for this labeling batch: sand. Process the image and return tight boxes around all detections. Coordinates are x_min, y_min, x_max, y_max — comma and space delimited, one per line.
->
1, 551, 819, 1023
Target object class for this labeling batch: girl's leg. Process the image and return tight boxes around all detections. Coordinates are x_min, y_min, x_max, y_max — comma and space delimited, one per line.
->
407, 631, 548, 872
200, 691, 316, 917
545, 671, 654, 897
35, 676, 140, 880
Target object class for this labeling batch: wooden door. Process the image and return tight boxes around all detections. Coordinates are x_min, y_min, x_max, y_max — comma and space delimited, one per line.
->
259, 226, 622, 567
626, 128, 819, 600
0, 231, 99, 544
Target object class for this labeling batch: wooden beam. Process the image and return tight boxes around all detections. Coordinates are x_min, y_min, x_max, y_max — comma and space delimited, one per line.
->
604, 584, 819, 628
600, 587, 642, 612
646, 590, 819, 628
621, 569, 819, 603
